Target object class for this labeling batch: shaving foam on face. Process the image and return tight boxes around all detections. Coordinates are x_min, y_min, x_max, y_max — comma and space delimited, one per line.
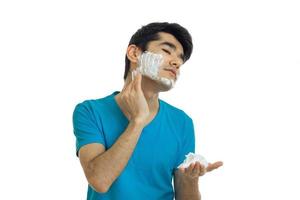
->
137, 51, 176, 89
177, 152, 209, 168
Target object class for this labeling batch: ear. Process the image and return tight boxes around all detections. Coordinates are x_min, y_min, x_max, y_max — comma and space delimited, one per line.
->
126, 44, 142, 69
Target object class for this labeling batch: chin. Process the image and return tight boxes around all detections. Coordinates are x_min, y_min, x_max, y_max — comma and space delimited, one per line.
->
156, 78, 176, 92
158, 85, 172, 92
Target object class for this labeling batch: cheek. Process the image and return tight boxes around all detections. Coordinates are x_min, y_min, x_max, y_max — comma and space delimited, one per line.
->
157, 57, 169, 69
157, 64, 169, 76
157, 68, 166, 77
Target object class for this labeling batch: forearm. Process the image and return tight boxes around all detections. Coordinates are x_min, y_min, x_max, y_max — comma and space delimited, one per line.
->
175, 178, 201, 200
87, 121, 144, 192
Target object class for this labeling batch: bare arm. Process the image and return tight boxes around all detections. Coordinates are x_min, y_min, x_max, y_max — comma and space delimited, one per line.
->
80, 120, 144, 193
79, 70, 150, 193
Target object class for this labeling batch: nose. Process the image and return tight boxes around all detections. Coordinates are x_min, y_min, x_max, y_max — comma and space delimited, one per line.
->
170, 59, 180, 69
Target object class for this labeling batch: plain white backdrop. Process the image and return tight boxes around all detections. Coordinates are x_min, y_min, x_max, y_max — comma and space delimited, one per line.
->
0, 0, 299, 199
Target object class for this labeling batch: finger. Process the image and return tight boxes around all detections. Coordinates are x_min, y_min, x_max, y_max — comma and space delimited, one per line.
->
123, 70, 138, 91
207, 161, 223, 172
192, 162, 201, 177
122, 82, 130, 93
122, 81, 132, 93
122, 72, 134, 92
131, 71, 134, 82
199, 163, 207, 176
133, 71, 142, 90
186, 162, 196, 174
179, 167, 185, 173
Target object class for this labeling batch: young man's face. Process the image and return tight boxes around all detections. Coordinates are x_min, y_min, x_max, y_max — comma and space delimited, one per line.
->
145, 32, 184, 83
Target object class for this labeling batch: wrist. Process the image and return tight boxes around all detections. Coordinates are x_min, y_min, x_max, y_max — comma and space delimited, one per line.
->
131, 115, 148, 125
129, 119, 146, 129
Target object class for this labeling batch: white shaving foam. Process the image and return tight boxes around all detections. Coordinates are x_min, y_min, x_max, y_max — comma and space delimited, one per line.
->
177, 152, 209, 168
137, 51, 176, 89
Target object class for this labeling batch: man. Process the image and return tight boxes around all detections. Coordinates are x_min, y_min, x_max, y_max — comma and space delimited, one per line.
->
73, 22, 223, 200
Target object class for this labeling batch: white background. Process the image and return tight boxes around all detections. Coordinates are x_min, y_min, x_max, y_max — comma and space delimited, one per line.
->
0, 0, 299, 199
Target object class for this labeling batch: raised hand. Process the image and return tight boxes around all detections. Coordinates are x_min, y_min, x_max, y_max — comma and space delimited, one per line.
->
117, 70, 150, 126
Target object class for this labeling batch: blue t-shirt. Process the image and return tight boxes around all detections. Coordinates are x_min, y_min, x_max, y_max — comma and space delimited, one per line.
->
72, 91, 195, 200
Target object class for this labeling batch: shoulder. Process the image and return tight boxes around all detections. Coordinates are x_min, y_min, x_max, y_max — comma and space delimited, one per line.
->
73, 93, 115, 116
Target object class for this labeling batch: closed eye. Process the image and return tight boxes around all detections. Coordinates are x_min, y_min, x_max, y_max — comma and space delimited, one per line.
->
162, 49, 171, 54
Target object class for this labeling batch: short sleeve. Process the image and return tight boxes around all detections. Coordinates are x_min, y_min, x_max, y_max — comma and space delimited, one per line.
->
174, 115, 195, 170
72, 102, 106, 157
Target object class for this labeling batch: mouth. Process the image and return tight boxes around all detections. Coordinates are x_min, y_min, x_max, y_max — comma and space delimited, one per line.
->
164, 68, 177, 78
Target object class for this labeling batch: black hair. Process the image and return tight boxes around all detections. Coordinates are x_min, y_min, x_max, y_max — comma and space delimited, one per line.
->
123, 22, 193, 79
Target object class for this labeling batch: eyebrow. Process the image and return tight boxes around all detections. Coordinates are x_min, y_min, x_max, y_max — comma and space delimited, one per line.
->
159, 41, 185, 62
